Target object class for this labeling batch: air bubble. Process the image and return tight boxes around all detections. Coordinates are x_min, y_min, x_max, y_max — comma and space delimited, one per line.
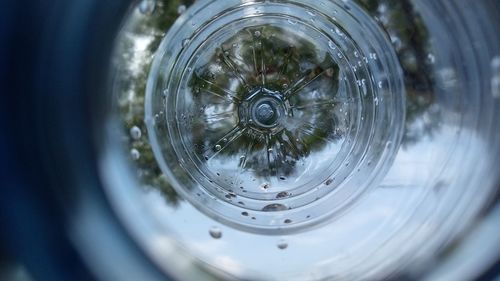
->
284, 219, 292, 224
182, 38, 190, 48
209, 227, 222, 239
241, 212, 249, 216
254, 30, 261, 37
215, 144, 222, 150
325, 178, 334, 185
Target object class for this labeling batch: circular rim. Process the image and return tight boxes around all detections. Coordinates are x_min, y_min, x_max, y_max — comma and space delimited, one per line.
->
145, 0, 405, 234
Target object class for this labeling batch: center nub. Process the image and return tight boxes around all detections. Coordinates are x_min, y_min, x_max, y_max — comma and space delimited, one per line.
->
238, 87, 285, 131
255, 103, 276, 125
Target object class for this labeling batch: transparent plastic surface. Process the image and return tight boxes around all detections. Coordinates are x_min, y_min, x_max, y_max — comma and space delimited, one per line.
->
145, 0, 404, 233
103, 0, 500, 280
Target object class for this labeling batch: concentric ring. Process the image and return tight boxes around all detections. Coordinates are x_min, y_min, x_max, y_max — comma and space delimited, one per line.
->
145, 0, 405, 233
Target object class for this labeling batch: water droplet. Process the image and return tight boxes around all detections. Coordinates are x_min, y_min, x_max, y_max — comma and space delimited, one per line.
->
287, 19, 297, 25
307, 10, 316, 16
284, 219, 292, 224
260, 182, 270, 190
328, 40, 336, 50
277, 239, 288, 250
130, 148, 140, 160
491, 57, 500, 96
491, 56, 500, 70
182, 38, 190, 48
427, 53, 436, 64
177, 4, 186, 14
325, 178, 334, 185
279, 176, 286, 181
254, 30, 261, 37
492, 74, 500, 98
378, 81, 383, 89
241, 211, 249, 216
215, 144, 222, 151
138, 0, 156, 15
130, 126, 142, 140
276, 191, 289, 199
209, 227, 222, 239
262, 203, 288, 212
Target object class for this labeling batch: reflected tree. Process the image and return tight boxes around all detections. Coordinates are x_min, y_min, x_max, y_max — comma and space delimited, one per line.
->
113, 0, 440, 204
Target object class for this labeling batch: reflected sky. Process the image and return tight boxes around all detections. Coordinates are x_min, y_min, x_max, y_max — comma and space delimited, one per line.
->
103, 0, 500, 280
